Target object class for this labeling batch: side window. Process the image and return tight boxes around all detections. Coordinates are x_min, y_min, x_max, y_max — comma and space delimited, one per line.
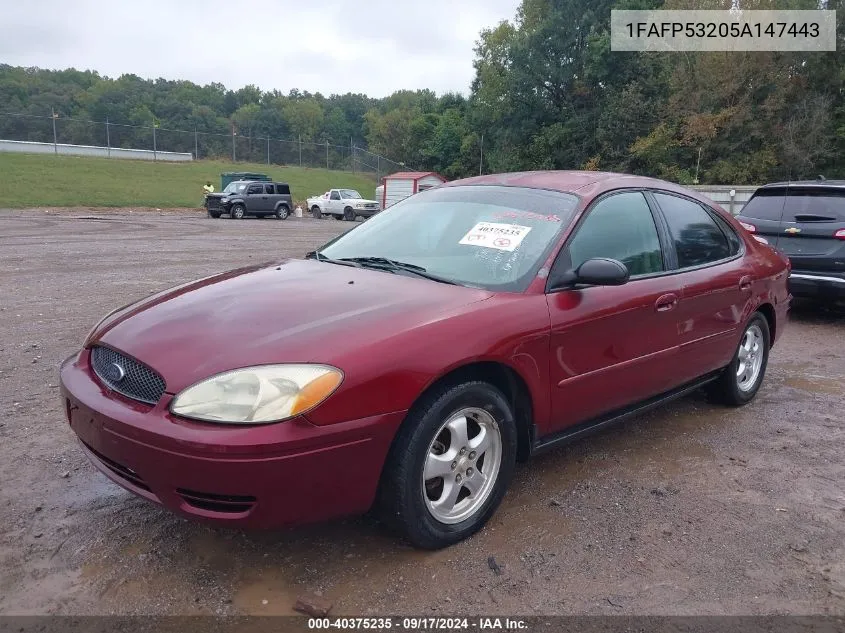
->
264, 184, 275, 194
276, 184, 290, 195
330, 191, 340, 200
654, 193, 732, 268
567, 192, 663, 276
247, 184, 263, 195
712, 214, 742, 256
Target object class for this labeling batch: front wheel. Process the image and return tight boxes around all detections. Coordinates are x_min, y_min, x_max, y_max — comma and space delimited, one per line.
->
343, 207, 356, 221
379, 381, 517, 549
311, 206, 322, 219
708, 312, 770, 406
276, 205, 289, 220
231, 204, 245, 219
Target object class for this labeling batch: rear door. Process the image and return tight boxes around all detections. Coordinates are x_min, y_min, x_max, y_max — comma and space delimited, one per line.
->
651, 191, 752, 383
773, 187, 845, 275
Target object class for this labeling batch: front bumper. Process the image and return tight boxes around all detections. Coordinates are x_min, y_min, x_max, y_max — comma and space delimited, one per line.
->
59, 350, 405, 528
788, 271, 845, 300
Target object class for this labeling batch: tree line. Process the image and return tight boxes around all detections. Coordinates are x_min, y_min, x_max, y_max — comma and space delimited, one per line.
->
1, 0, 842, 184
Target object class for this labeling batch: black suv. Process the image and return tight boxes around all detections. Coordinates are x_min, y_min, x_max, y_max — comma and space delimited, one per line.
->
737, 179, 845, 300
206, 180, 293, 220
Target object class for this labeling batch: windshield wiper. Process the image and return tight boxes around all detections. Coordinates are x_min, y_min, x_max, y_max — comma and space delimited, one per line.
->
337, 257, 459, 285
305, 250, 361, 268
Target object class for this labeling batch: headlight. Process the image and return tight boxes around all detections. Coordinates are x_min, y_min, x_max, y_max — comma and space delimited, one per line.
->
170, 364, 343, 424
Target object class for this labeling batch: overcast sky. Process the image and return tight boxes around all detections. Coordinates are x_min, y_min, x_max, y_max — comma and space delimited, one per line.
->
0, 0, 521, 97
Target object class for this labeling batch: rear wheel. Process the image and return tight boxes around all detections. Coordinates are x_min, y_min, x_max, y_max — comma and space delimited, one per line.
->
343, 207, 356, 221
379, 381, 517, 549
708, 312, 770, 406
276, 205, 290, 220
231, 204, 245, 219
311, 206, 322, 219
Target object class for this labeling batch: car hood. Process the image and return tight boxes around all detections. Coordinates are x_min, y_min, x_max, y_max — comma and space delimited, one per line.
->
352, 199, 379, 205
93, 259, 493, 393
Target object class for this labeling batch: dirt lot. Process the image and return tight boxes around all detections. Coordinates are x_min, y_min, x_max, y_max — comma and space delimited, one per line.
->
1, 209, 844, 616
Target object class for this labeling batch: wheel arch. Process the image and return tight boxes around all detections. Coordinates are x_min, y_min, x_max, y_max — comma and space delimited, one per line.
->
755, 302, 776, 345
401, 361, 535, 463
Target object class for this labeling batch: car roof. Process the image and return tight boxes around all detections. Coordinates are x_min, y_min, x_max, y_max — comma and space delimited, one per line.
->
441, 170, 718, 206
232, 180, 289, 186
756, 179, 845, 191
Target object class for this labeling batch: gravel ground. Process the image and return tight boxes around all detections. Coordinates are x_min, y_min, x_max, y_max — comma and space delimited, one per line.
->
0, 209, 843, 616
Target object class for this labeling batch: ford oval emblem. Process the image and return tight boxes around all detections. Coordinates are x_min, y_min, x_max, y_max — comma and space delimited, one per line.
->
104, 362, 126, 383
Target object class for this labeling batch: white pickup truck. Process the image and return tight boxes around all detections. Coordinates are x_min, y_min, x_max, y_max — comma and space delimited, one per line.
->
305, 189, 381, 221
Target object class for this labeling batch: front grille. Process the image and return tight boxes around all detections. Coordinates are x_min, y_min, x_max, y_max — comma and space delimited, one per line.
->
81, 440, 151, 492
176, 488, 256, 514
91, 346, 166, 405
363, 203, 378, 209
206, 197, 222, 211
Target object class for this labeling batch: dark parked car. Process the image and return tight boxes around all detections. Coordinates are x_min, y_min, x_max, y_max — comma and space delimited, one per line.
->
737, 178, 845, 300
61, 171, 790, 549
206, 180, 293, 220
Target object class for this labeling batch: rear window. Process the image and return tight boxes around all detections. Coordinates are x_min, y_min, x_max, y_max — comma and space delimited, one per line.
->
741, 189, 787, 221
783, 188, 845, 222
743, 187, 845, 223
276, 183, 291, 195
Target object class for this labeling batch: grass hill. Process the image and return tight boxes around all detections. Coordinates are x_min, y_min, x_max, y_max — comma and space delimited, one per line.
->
0, 153, 377, 208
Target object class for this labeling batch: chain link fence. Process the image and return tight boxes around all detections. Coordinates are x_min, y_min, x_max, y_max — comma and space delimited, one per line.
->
0, 112, 409, 179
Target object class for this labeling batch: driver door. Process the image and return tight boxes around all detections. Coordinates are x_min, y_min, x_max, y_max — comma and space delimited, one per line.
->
546, 190, 684, 432
327, 190, 342, 215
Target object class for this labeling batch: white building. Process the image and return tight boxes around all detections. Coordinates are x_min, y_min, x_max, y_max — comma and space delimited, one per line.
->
379, 171, 447, 209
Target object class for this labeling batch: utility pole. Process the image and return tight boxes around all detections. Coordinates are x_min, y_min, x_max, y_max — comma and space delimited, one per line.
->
51, 109, 58, 154
232, 123, 237, 162
266, 136, 270, 165
194, 126, 198, 160
350, 137, 355, 174
479, 134, 484, 176
694, 147, 702, 184
152, 122, 158, 161
298, 135, 302, 167
326, 140, 329, 170
106, 116, 111, 157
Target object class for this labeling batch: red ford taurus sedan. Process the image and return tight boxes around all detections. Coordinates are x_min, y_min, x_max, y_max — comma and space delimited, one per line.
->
60, 171, 791, 549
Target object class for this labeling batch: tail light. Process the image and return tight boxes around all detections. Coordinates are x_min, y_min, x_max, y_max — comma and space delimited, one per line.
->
835, 229, 845, 239
739, 221, 756, 233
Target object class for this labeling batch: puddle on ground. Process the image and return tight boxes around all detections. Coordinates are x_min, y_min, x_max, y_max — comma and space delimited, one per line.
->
782, 376, 845, 396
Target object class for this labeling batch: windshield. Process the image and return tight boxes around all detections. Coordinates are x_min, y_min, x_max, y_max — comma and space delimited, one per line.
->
317, 185, 579, 292
223, 182, 247, 194
341, 189, 362, 199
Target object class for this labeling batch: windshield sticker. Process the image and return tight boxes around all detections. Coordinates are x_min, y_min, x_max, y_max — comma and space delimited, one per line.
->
459, 222, 532, 252
491, 210, 562, 222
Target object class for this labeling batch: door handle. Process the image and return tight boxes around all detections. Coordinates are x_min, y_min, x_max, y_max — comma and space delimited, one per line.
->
739, 276, 752, 291
655, 293, 679, 312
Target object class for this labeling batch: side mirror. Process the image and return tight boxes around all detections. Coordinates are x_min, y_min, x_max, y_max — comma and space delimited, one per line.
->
549, 257, 630, 290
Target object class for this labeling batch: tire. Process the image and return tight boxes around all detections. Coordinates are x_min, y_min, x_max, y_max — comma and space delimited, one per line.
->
275, 205, 290, 220
708, 312, 770, 406
343, 207, 356, 221
231, 204, 245, 219
208, 212, 221, 219
311, 206, 322, 219
379, 381, 517, 549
